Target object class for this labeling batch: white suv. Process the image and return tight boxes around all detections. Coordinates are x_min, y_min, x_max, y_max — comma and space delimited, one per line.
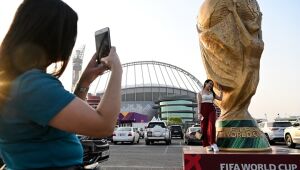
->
284, 122, 300, 148
144, 121, 171, 145
258, 121, 292, 144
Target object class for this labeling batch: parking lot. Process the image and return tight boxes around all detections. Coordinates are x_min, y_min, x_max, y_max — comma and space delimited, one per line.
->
100, 138, 185, 170
99, 139, 300, 170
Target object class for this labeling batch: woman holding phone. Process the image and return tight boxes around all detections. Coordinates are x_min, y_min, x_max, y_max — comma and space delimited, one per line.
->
0, 0, 122, 169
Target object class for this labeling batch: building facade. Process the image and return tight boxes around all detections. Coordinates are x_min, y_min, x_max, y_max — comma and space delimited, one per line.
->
154, 95, 197, 123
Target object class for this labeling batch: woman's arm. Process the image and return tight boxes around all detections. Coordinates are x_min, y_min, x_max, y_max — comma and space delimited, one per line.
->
74, 49, 111, 100
214, 85, 223, 101
49, 47, 123, 137
214, 91, 223, 101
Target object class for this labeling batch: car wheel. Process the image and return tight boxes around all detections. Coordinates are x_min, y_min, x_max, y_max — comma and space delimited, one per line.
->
165, 140, 170, 145
131, 137, 135, 144
113, 141, 117, 145
265, 134, 274, 145
186, 139, 190, 145
145, 140, 150, 145
285, 134, 296, 148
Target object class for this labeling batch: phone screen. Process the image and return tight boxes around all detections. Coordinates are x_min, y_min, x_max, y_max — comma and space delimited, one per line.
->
95, 27, 111, 64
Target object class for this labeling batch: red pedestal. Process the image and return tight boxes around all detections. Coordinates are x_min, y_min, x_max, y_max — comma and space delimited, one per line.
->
183, 146, 300, 170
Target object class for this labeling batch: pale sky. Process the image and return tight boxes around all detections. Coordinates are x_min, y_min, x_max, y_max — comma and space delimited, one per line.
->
1, 0, 299, 120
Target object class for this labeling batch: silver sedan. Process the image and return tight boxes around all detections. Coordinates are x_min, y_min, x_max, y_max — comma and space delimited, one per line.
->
112, 127, 140, 144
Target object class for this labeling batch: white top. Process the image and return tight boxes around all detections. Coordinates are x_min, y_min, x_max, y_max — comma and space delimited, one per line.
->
201, 91, 214, 103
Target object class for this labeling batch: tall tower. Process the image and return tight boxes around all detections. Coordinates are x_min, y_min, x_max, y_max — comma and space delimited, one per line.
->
71, 45, 85, 92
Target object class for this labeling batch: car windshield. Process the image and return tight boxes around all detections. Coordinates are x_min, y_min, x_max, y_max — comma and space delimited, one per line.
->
171, 126, 182, 130
190, 127, 201, 132
148, 122, 166, 128
117, 127, 132, 131
267, 122, 292, 127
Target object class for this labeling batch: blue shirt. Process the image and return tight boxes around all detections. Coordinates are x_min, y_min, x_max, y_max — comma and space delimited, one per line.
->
0, 69, 83, 169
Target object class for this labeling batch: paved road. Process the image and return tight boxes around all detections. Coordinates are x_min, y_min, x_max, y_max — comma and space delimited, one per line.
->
99, 139, 300, 170
100, 138, 184, 170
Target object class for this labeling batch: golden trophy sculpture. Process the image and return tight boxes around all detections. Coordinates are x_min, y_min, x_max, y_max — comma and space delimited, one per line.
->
197, 0, 271, 151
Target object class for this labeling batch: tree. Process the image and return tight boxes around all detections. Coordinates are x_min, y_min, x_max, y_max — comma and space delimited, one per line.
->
167, 117, 182, 125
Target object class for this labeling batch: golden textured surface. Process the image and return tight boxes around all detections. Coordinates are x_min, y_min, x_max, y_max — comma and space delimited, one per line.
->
197, 0, 263, 120
197, 0, 268, 151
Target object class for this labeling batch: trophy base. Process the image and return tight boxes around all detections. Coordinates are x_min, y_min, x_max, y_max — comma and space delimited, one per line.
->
183, 146, 299, 170
216, 119, 271, 151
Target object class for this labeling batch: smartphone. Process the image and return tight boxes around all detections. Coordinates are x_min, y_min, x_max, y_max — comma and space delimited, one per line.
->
95, 27, 111, 64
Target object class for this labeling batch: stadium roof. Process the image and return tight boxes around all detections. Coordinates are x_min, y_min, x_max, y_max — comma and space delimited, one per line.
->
89, 60, 203, 95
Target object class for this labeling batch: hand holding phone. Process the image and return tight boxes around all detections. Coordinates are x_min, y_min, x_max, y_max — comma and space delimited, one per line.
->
95, 27, 111, 64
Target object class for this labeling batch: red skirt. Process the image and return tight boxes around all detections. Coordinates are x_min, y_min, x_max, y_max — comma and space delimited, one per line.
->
200, 103, 216, 147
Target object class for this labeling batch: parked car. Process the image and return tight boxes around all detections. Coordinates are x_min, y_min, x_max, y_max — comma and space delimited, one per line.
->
184, 126, 202, 145
77, 135, 110, 168
0, 136, 109, 169
132, 127, 144, 139
170, 125, 183, 139
284, 122, 300, 148
106, 126, 118, 142
145, 121, 171, 145
192, 124, 200, 127
0, 159, 4, 169
112, 127, 140, 144
138, 128, 145, 139
258, 121, 292, 144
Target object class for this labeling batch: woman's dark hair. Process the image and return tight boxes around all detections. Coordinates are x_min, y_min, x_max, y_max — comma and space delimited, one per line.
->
203, 79, 216, 98
0, 0, 78, 106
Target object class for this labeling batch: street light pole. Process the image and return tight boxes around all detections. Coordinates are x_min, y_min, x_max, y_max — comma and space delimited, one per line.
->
167, 110, 169, 126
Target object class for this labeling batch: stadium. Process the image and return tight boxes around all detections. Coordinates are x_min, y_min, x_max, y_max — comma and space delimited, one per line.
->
89, 61, 203, 123
71, 47, 204, 125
